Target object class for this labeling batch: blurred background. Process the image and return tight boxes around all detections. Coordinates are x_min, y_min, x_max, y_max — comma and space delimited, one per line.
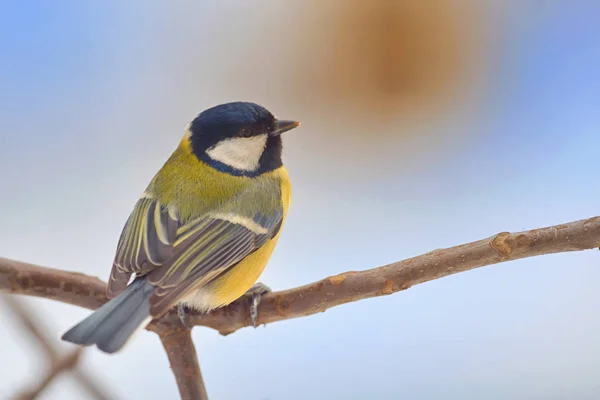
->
1, 1, 599, 399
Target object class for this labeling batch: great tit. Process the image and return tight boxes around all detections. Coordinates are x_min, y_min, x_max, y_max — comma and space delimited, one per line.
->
62, 102, 299, 353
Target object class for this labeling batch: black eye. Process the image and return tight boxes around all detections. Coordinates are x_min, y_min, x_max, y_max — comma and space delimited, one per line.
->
240, 128, 253, 137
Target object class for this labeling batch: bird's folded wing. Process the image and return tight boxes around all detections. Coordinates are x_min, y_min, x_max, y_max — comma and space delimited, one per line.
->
108, 197, 178, 298
108, 192, 283, 317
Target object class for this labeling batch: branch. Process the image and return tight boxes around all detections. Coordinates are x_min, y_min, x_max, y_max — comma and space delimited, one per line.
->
160, 329, 208, 400
0, 259, 106, 310
1, 216, 599, 399
13, 349, 82, 400
197, 215, 600, 334
1, 294, 112, 400
4, 216, 598, 335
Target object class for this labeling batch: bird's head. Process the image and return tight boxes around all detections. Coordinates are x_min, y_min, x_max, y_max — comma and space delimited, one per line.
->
188, 102, 300, 176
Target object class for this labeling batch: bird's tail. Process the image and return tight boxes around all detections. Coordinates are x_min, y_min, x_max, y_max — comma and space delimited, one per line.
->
61, 277, 155, 354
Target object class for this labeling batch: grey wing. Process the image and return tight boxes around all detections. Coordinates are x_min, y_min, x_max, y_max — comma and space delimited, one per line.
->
107, 187, 284, 317
146, 208, 283, 316
107, 197, 178, 298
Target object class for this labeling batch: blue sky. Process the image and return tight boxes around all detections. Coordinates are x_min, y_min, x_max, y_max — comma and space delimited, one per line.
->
1, 2, 599, 399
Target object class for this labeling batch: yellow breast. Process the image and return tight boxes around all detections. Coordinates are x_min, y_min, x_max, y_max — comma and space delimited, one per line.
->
181, 166, 291, 311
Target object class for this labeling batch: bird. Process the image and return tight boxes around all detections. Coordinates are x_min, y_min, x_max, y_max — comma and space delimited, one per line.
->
61, 101, 299, 353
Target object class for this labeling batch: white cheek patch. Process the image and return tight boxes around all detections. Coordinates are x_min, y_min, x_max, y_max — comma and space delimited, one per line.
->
206, 134, 268, 171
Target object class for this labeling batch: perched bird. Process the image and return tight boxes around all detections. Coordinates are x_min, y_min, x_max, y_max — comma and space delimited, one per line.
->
62, 102, 299, 353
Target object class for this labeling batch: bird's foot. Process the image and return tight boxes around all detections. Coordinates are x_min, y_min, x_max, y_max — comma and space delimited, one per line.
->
177, 303, 191, 329
245, 282, 271, 328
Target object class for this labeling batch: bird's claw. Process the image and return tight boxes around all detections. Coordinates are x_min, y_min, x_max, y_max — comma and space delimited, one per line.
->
245, 282, 271, 328
177, 303, 191, 329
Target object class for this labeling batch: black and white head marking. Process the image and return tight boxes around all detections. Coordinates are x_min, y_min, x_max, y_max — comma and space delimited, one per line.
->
188, 102, 291, 176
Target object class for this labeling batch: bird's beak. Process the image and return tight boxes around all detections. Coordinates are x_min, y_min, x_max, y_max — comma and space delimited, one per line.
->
270, 120, 300, 137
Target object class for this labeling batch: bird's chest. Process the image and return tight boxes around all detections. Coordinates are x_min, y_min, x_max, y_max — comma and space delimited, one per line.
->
178, 237, 279, 311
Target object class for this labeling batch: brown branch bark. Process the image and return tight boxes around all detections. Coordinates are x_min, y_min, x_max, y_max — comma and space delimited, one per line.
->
160, 329, 208, 400
2, 215, 600, 399
0, 259, 107, 310
4, 216, 598, 334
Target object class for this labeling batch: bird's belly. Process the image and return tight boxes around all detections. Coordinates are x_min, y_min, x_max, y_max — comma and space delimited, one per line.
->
179, 236, 280, 312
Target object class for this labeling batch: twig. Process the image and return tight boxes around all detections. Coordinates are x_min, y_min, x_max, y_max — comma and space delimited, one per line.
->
13, 350, 82, 400
1, 216, 599, 400
1, 294, 114, 400
3, 216, 598, 335
71, 370, 114, 400
177, 215, 600, 334
1, 293, 60, 358
160, 329, 208, 400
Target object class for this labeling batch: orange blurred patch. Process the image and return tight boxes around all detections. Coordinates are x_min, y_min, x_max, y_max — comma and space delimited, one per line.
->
288, 0, 484, 118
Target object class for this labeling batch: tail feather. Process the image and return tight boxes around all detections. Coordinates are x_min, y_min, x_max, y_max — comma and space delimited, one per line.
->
61, 278, 154, 354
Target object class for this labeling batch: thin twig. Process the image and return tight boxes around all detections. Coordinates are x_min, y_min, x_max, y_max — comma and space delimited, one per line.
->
160, 329, 208, 400
1, 294, 114, 400
13, 350, 82, 400
71, 370, 114, 400
1, 294, 60, 358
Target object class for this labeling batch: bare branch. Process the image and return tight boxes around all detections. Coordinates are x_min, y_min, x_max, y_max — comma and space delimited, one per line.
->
2, 216, 600, 337
2, 216, 600, 400
0, 259, 106, 310
12, 349, 82, 400
160, 329, 208, 400
179, 215, 600, 334
1, 294, 114, 400
1, 293, 61, 359
70, 370, 114, 400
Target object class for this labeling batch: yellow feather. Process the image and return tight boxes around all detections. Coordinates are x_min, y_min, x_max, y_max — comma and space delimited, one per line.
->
198, 166, 291, 308
148, 132, 282, 223
140, 130, 291, 310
